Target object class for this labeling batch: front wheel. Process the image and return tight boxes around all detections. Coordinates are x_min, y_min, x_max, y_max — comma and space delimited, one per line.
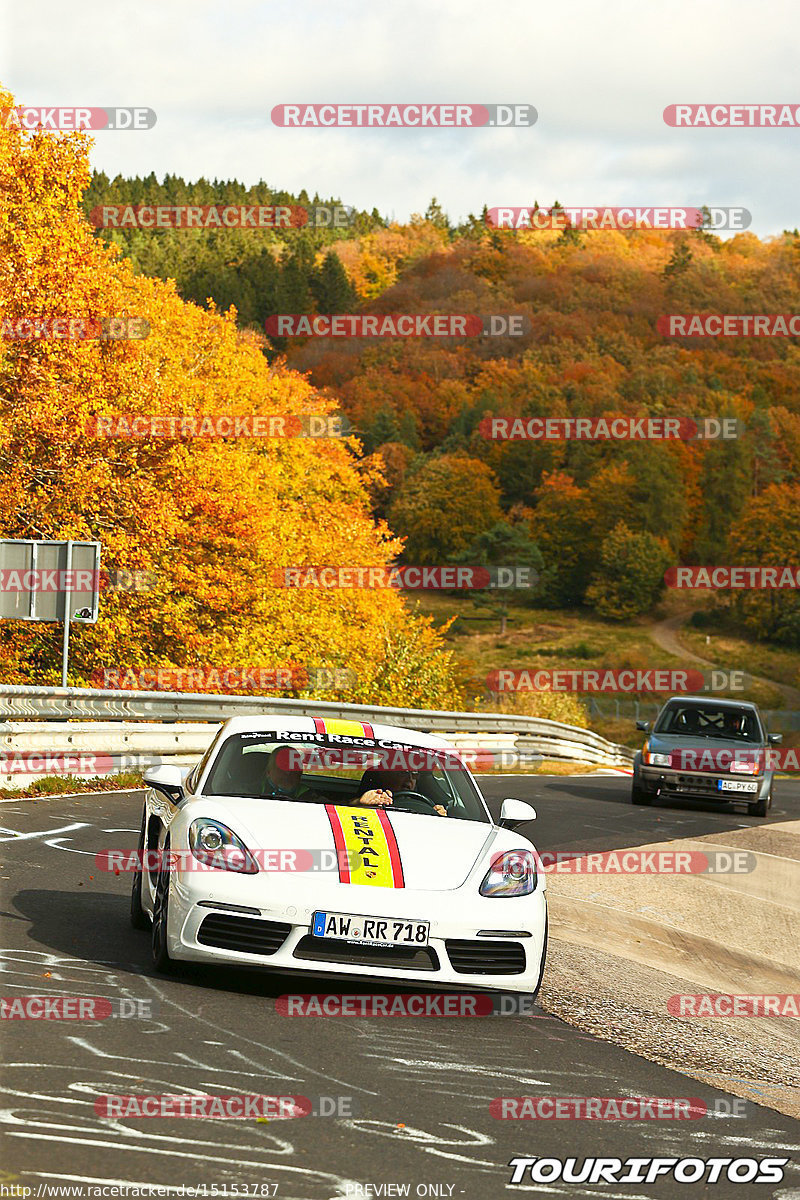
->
151, 840, 174, 973
130, 807, 150, 930
749, 786, 771, 818
631, 782, 651, 805
531, 910, 548, 1002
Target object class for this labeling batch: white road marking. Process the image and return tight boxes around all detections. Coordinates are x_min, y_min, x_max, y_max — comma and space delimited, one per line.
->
0, 822, 89, 842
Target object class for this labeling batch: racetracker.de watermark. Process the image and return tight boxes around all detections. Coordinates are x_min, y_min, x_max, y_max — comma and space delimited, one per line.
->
271, 103, 537, 127
89, 204, 355, 230
1, 996, 156, 1019
0, 568, 154, 594
532, 849, 757, 874
94, 1093, 355, 1118
265, 314, 527, 337
493, 1096, 707, 1120
87, 413, 347, 439
1, 106, 156, 130
659, 314, 800, 336
479, 416, 740, 440
1, 316, 149, 340
273, 745, 543, 773
485, 668, 747, 693
96, 848, 359, 874
101, 569, 157, 592
0, 753, 126, 775
270, 565, 537, 589
665, 565, 800, 588
487, 206, 750, 231
276, 993, 539, 1016
668, 993, 800, 1017
664, 103, 800, 126
91, 666, 357, 692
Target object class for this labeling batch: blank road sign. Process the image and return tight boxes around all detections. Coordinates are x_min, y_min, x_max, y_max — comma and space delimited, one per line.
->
0, 540, 101, 622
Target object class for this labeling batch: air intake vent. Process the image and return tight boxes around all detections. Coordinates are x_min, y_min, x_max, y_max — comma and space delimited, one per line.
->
197, 913, 291, 955
445, 938, 527, 975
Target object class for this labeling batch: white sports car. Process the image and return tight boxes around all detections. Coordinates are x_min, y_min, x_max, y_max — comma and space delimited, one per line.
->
131, 716, 548, 994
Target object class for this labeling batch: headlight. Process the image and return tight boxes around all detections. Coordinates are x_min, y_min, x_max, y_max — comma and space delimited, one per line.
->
642, 746, 671, 766
730, 759, 760, 775
189, 819, 258, 873
480, 850, 537, 897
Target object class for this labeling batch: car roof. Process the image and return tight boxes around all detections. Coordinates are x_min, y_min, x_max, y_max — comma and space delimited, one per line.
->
661, 696, 760, 711
217, 714, 452, 748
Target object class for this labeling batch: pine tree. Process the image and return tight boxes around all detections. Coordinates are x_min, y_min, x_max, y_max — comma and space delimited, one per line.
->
311, 251, 355, 313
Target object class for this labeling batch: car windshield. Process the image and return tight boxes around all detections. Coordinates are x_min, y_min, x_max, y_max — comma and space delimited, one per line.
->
653, 704, 762, 741
202, 733, 491, 823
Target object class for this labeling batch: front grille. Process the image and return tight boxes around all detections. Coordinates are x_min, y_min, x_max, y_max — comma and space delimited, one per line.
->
664, 773, 720, 794
197, 913, 291, 955
293, 935, 439, 971
445, 938, 527, 975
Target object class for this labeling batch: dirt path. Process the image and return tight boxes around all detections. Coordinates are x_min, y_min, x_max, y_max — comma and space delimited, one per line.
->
648, 613, 800, 707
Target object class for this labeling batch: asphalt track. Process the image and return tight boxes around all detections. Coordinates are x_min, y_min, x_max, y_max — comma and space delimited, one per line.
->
2, 775, 799, 1199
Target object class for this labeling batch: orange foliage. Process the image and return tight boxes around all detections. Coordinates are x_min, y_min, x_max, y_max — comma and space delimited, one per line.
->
0, 84, 460, 707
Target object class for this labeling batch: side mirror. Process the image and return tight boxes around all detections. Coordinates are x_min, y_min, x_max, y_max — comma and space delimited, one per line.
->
636, 720, 650, 732
144, 764, 185, 802
499, 798, 536, 829
768, 734, 783, 745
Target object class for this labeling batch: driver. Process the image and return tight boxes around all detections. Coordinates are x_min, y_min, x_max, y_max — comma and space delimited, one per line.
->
264, 750, 327, 802
723, 710, 747, 738
357, 768, 447, 816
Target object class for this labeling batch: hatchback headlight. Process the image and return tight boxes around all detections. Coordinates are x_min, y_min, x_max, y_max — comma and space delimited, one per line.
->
480, 850, 537, 897
642, 746, 671, 766
189, 819, 258, 873
730, 759, 760, 775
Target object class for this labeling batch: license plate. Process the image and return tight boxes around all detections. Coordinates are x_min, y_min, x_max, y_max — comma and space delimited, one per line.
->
717, 779, 759, 793
312, 911, 429, 947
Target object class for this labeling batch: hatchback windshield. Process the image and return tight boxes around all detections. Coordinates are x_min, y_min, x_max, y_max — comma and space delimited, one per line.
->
654, 704, 762, 742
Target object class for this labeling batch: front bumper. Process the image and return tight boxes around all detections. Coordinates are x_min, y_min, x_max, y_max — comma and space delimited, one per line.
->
639, 765, 769, 802
163, 869, 548, 994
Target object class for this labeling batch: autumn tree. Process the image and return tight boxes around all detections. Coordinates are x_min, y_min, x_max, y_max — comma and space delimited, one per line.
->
585, 523, 672, 620
726, 483, 800, 646
528, 472, 594, 606
454, 521, 544, 634
0, 83, 461, 708
389, 454, 503, 563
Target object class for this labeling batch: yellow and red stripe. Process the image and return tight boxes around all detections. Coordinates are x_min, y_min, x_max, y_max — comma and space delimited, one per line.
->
313, 717, 375, 738
325, 804, 404, 888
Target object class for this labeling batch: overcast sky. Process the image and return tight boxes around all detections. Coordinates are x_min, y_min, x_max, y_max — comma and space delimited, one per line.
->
2, 0, 798, 237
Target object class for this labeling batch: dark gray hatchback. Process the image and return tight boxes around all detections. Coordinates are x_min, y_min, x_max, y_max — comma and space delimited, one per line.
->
631, 696, 782, 817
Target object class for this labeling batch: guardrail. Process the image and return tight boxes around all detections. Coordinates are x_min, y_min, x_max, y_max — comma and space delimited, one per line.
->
0, 684, 634, 787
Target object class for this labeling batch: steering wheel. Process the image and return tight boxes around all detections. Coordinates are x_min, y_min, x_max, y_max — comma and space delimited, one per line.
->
390, 789, 446, 814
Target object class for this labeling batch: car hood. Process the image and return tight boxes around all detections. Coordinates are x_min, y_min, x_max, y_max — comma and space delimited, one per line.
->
184, 796, 512, 892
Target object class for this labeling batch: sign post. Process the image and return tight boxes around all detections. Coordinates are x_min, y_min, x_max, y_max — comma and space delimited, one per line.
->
0, 539, 102, 686
61, 540, 73, 687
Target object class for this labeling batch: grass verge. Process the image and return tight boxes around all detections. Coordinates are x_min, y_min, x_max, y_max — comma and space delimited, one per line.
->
1, 771, 145, 801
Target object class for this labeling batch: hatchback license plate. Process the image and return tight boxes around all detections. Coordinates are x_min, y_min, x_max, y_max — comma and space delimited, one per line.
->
717, 779, 758, 793
312, 911, 429, 946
